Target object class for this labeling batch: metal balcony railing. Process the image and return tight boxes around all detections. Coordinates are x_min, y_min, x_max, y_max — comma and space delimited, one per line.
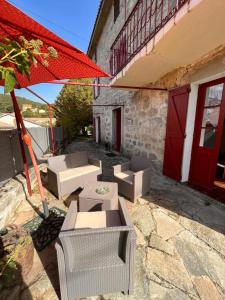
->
110, 0, 189, 77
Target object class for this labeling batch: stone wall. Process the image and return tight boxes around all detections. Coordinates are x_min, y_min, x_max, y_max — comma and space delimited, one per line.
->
123, 90, 168, 161
94, 88, 168, 162
92, 0, 171, 164
93, 0, 139, 151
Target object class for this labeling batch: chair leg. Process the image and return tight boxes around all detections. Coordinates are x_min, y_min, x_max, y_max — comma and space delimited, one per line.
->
123, 289, 132, 295
55, 242, 69, 300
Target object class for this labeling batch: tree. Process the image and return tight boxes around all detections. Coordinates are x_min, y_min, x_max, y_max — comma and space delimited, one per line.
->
55, 79, 93, 141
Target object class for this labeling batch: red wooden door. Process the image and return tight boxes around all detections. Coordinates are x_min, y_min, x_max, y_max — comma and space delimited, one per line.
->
114, 108, 121, 152
189, 78, 225, 189
163, 85, 190, 181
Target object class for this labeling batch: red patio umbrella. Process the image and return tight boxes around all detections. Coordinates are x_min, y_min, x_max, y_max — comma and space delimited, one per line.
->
0, 0, 109, 217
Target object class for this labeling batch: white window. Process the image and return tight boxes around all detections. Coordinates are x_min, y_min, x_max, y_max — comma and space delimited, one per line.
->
93, 78, 100, 99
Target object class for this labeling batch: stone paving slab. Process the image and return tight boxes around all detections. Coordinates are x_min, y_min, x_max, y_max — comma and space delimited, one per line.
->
1, 141, 225, 300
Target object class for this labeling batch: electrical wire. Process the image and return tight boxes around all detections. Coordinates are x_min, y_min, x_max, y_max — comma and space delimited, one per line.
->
8, 0, 89, 42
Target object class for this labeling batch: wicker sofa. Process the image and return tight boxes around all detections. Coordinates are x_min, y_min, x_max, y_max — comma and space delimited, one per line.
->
113, 156, 151, 202
56, 197, 136, 299
47, 152, 102, 199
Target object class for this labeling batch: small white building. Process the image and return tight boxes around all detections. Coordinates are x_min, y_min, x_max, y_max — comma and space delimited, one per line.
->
38, 109, 47, 114
0, 113, 42, 129
21, 103, 33, 112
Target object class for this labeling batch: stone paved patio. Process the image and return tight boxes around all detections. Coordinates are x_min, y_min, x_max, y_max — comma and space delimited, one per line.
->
1, 140, 225, 300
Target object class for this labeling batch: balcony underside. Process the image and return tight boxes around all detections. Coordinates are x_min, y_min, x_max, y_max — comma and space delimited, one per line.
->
111, 0, 225, 88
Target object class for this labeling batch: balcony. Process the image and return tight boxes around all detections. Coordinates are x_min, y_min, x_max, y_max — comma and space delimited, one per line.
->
110, 0, 188, 77
110, 0, 225, 87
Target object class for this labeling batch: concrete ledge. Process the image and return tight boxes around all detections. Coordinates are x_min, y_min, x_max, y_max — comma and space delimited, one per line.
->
0, 164, 45, 228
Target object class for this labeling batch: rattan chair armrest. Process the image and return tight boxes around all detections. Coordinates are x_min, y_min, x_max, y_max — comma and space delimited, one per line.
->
88, 157, 102, 168
113, 162, 130, 173
61, 201, 78, 231
118, 197, 132, 226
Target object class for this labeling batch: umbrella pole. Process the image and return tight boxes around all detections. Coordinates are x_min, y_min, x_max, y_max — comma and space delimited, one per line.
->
10, 90, 49, 218
12, 99, 32, 197
48, 104, 55, 155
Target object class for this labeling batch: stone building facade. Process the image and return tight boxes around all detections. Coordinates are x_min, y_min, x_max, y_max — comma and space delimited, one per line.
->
88, 0, 225, 195
88, 0, 170, 161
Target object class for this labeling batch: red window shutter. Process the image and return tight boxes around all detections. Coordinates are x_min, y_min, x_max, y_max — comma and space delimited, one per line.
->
93, 79, 96, 99
97, 78, 100, 96
93, 78, 100, 99
163, 85, 190, 181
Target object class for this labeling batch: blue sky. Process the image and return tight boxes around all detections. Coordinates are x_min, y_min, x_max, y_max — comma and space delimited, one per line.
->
0, 0, 100, 103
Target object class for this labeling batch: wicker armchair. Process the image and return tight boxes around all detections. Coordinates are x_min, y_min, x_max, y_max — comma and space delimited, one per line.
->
113, 156, 151, 202
47, 151, 102, 199
55, 197, 136, 299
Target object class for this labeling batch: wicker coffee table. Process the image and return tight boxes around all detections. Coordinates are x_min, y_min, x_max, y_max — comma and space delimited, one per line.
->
79, 181, 118, 211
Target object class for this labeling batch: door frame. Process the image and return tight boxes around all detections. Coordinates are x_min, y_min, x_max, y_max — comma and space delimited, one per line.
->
189, 77, 225, 189
113, 107, 122, 152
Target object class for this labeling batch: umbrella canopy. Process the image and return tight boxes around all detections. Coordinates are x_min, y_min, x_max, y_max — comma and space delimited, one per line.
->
0, 0, 109, 218
0, 0, 108, 88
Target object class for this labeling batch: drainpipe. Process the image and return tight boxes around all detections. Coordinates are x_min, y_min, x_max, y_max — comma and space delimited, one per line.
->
48, 104, 55, 155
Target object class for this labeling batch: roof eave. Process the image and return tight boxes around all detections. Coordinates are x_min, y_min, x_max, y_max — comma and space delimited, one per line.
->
87, 0, 113, 58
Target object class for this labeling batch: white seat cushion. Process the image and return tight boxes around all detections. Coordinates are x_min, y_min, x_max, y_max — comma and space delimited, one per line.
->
115, 170, 134, 184
59, 164, 100, 182
75, 211, 121, 229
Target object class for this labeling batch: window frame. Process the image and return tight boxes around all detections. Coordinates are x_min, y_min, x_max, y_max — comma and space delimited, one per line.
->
199, 83, 224, 149
93, 48, 100, 99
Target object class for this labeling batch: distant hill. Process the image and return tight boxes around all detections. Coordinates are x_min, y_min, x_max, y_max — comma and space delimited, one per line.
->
0, 93, 47, 113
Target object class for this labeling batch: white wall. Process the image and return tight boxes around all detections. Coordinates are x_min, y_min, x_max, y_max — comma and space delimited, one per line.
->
181, 84, 198, 182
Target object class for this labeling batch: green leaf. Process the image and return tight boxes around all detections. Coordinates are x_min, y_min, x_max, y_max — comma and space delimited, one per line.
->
7, 260, 17, 270
0, 35, 57, 92
4, 70, 16, 93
